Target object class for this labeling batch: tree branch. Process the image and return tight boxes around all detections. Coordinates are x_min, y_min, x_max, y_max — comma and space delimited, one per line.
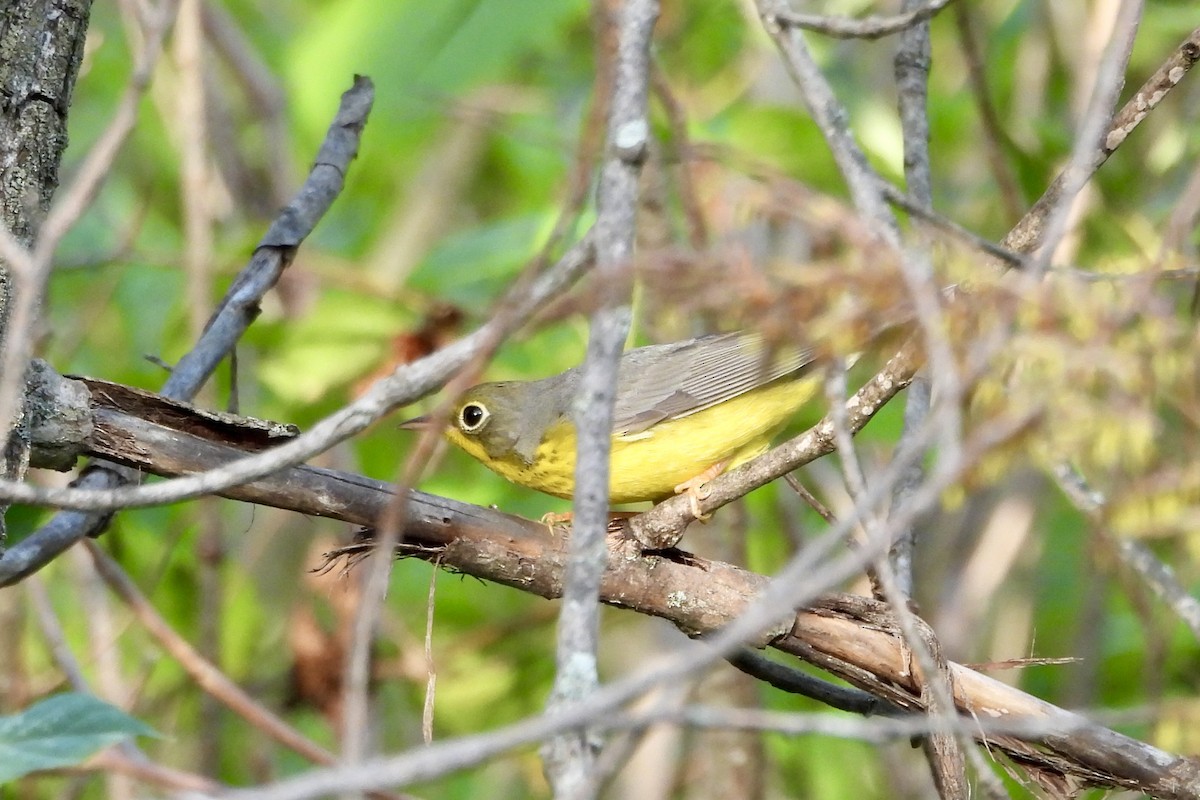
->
14, 363, 1199, 797
1002, 20, 1199, 257
545, 0, 658, 794
773, 0, 954, 41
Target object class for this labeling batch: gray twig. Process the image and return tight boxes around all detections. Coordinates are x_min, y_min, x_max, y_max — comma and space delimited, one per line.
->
775, 0, 954, 40
542, 1, 658, 796
888, 0, 935, 601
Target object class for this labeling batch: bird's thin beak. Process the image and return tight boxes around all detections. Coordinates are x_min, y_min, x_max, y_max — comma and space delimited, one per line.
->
398, 415, 434, 430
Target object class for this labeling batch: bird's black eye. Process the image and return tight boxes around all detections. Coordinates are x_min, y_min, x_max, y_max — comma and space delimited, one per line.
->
460, 402, 489, 433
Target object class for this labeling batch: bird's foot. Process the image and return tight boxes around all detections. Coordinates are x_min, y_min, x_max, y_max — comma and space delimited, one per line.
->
673, 459, 731, 522
540, 511, 573, 533
540, 510, 639, 535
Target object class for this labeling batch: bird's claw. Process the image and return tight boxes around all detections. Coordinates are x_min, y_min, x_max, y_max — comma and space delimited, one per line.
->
688, 485, 712, 521
540, 511, 573, 533
674, 478, 714, 521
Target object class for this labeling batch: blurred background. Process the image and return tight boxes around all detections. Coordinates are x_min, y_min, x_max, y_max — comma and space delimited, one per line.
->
6, 0, 1200, 797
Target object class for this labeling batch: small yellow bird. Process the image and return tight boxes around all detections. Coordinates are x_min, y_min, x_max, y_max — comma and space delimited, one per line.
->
405, 331, 822, 510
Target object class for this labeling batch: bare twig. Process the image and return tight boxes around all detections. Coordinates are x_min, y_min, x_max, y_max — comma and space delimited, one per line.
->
422, 560, 439, 745
878, 183, 1028, 267
25, 576, 90, 690
71, 546, 137, 800
885, 0, 939, 608
0, 247, 594, 524
889, 4, 973, 793
774, 0, 954, 41
83, 750, 222, 795
757, 0, 898, 238
200, 0, 295, 208
1003, 18, 1200, 258
830, 357, 969, 797
649, 67, 707, 249
337, 231, 598, 771
543, 0, 658, 794
758, 0, 964, 494
887, 0, 937, 598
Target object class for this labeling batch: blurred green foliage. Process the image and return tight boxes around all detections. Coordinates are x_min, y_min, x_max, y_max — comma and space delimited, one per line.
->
7, 1, 1199, 797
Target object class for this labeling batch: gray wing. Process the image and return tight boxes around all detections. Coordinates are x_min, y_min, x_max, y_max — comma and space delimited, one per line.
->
611, 331, 815, 435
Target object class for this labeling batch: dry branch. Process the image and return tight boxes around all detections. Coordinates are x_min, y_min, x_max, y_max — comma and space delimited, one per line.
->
17, 364, 1200, 798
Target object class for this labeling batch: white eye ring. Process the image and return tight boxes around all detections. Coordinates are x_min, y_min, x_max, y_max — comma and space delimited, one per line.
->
459, 402, 490, 433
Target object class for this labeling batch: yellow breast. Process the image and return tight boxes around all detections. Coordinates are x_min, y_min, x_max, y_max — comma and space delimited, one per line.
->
452, 376, 818, 504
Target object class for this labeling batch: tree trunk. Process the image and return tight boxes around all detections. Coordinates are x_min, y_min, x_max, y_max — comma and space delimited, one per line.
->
0, 0, 94, 537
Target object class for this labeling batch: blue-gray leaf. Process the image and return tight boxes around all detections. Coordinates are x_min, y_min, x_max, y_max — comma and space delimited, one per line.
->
0, 693, 158, 783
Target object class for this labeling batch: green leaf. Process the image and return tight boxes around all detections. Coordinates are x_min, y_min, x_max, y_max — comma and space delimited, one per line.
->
0, 694, 158, 783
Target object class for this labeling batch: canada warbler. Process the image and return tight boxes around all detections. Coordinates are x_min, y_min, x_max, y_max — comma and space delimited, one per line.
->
403, 331, 823, 510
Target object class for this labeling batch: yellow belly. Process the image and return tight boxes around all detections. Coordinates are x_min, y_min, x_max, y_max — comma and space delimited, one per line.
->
472, 377, 817, 503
